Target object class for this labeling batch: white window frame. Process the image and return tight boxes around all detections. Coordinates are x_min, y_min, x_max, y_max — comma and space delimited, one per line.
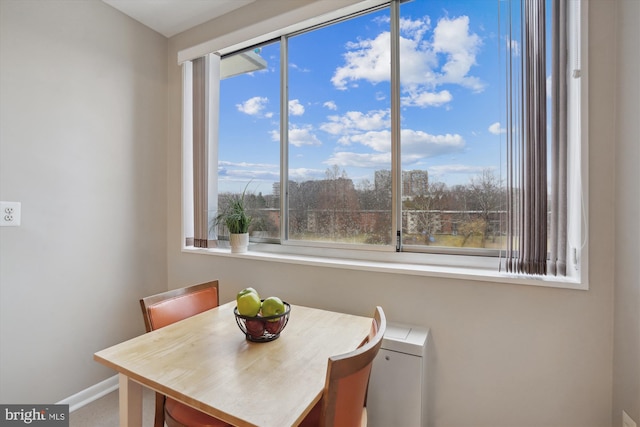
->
179, 0, 589, 290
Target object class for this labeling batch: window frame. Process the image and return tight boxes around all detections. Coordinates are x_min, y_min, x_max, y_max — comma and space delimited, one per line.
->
179, 0, 589, 290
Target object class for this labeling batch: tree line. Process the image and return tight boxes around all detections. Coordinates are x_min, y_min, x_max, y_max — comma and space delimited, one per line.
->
218, 167, 506, 248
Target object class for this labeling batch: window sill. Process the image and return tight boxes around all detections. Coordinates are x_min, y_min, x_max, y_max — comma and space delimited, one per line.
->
182, 243, 587, 291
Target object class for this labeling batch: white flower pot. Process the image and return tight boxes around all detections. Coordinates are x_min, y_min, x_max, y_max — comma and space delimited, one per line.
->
230, 233, 249, 253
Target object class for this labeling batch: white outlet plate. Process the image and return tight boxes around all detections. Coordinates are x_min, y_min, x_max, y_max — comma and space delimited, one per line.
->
0, 201, 21, 226
623, 411, 637, 427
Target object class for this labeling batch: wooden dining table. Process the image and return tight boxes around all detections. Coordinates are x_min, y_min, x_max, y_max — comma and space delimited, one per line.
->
94, 301, 372, 427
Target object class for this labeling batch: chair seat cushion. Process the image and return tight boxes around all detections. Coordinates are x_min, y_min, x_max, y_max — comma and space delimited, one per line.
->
165, 397, 231, 427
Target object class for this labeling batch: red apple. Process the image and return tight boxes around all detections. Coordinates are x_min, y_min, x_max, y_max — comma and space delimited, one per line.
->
245, 319, 265, 338
265, 317, 284, 334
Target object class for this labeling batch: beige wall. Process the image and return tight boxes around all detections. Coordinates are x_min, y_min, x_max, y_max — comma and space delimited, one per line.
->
165, 1, 620, 427
0, 0, 168, 402
613, 0, 640, 425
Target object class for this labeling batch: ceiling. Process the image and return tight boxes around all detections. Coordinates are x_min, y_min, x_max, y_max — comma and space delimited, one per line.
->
102, 0, 256, 38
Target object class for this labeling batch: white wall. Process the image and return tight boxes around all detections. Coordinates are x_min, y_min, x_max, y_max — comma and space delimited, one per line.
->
165, 1, 619, 426
0, 0, 168, 402
613, 0, 640, 425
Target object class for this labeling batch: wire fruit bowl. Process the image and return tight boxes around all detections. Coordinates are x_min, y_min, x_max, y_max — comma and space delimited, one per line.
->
234, 301, 291, 342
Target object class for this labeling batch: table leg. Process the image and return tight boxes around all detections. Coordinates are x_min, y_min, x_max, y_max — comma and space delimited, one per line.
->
118, 373, 142, 427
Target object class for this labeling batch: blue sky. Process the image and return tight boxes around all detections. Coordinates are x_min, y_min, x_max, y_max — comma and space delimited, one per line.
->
217, 0, 512, 195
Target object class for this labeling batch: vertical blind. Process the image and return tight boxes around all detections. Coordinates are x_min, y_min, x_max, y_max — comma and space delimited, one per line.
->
192, 56, 210, 248
186, 55, 220, 248
549, 0, 568, 276
504, 0, 568, 276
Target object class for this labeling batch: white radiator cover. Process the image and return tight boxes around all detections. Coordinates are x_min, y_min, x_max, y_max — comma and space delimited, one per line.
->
367, 323, 429, 427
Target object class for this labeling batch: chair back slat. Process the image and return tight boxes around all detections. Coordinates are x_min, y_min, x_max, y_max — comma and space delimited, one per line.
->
321, 306, 386, 427
140, 281, 219, 332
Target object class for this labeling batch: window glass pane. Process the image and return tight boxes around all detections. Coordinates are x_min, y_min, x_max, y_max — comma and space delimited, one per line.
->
399, 0, 506, 251
218, 42, 281, 239
287, 7, 393, 246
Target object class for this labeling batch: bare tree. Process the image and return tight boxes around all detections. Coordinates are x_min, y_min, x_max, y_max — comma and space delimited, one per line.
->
458, 218, 488, 247
317, 166, 360, 238
466, 169, 504, 246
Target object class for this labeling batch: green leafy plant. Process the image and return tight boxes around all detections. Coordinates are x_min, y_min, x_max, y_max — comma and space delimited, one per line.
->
214, 183, 253, 234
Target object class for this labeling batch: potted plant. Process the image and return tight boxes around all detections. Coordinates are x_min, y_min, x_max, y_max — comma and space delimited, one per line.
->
214, 184, 252, 253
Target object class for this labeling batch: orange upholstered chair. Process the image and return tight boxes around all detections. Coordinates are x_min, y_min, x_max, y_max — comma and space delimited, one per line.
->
299, 306, 386, 427
139, 281, 231, 427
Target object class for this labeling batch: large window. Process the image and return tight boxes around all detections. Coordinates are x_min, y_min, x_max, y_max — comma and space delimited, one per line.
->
183, 0, 585, 282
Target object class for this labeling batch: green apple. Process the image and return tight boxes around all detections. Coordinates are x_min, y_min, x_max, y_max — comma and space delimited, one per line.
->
237, 291, 261, 317
261, 296, 285, 319
236, 287, 258, 304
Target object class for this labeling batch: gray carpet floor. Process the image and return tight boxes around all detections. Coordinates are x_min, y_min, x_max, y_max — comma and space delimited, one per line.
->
69, 386, 156, 427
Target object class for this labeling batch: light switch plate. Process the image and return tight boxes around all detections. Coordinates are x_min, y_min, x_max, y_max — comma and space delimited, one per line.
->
0, 201, 21, 226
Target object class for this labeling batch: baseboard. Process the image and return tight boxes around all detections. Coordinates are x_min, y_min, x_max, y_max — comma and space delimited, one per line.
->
56, 375, 119, 412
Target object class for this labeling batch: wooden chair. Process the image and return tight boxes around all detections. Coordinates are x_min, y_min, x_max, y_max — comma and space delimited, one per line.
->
139, 281, 231, 427
299, 306, 387, 427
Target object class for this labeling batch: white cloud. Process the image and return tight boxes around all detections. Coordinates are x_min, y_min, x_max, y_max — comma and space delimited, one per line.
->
330, 14, 484, 106
401, 129, 465, 157
289, 167, 327, 181
398, 21, 438, 88
339, 130, 391, 152
320, 110, 390, 136
332, 32, 391, 90
401, 89, 452, 107
325, 151, 392, 168
217, 160, 279, 182
289, 99, 305, 116
334, 128, 465, 158
317, 104, 464, 169
219, 160, 277, 170
270, 126, 322, 147
428, 164, 490, 177
290, 63, 310, 72
400, 16, 431, 41
488, 122, 506, 135
507, 38, 520, 56
432, 16, 484, 91
289, 127, 321, 147
236, 96, 269, 116
325, 128, 465, 170
323, 101, 338, 110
